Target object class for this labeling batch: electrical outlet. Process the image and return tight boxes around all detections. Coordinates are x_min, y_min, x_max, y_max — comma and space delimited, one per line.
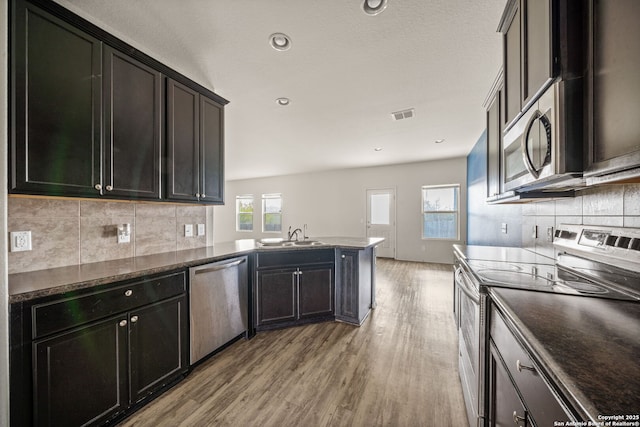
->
10, 231, 32, 252
547, 226, 554, 242
185, 224, 194, 237
197, 224, 205, 236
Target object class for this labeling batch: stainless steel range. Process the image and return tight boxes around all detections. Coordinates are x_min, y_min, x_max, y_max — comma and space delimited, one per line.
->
453, 225, 640, 427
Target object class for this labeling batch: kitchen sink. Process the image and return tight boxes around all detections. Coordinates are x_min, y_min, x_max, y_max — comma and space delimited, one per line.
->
258, 238, 324, 247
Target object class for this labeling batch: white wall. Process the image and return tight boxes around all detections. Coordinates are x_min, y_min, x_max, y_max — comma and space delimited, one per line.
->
214, 158, 467, 264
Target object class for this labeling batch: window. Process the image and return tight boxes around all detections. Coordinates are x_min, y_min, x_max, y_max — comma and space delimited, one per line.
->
236, 195, 254, 231
422, 184, 459, 240
262, 193, 282, 233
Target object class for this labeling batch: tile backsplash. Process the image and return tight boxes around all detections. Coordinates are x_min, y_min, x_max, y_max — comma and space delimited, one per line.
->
522, 184, 640, 259
8, 197, 212, 274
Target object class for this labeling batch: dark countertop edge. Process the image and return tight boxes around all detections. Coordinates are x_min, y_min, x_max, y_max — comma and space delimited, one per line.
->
9, 237, 385, 303
488, 288, 596, 422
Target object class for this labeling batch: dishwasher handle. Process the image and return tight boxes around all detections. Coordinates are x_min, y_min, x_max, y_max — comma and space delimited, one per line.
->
194, 258, 246, 275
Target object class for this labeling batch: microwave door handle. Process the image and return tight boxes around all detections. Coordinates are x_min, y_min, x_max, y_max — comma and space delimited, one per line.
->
522, 111, 541, 179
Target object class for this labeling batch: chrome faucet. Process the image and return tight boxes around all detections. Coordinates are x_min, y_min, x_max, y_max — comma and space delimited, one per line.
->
288, 226, 302, 241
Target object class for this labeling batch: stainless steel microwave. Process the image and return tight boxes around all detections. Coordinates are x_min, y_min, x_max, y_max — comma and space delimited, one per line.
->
502, 80, 585, 192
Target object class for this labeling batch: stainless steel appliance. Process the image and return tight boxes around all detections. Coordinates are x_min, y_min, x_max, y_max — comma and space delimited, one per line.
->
502, 80, 584, 193
189, 257, 248, 364
454, 225, 640, 427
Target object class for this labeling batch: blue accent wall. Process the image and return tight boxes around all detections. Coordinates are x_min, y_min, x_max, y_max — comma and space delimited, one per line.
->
466, 131, 523, 246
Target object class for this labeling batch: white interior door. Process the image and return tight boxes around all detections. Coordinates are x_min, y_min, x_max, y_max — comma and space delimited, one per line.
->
366, 188, 396, 258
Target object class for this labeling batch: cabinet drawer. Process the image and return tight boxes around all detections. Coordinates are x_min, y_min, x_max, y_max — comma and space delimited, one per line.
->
256, 249, 335, 269
490, 306, 568, 426
32, 271, 186, 339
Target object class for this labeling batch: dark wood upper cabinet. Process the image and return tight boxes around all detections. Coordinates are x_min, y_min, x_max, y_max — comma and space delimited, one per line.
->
486, 85, 503, 199
103, 46, 162, 200
167, 78, 225, 204
522, 0, 552, 106
10, 0, 228, 203
585, 0, 640, 182
10, 1, 102, 196
502, 2, 521, 128
200, 95, 225, 204
166, 79, 200, 202
499, 0, 582, 130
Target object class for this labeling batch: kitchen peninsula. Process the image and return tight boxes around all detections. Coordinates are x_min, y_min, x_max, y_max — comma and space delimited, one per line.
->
8, 237, 383, 426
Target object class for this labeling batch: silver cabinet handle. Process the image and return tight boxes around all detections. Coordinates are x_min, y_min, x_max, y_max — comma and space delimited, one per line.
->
94, 184, 102, 191
124, 289, 133, 297
105, 185, 113, 191
130, 315, 139, 323
201, 194, 206, 198
516, 359, 536, 373
119, 320, 127, 327
195, 193, 201, 198
341, 254, 346, 259
513, 411, 525, 424
194, 258, 246, 274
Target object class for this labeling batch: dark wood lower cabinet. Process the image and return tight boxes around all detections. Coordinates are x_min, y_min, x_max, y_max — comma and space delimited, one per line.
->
256, 264, 334, 329
129, 296, 188, 404
489, 344, 530, 427
335, 248, 373, 325
34, 315, 128, 426
12, 273, 188, 426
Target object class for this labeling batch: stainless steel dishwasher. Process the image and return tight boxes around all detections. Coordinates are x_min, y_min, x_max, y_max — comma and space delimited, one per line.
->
189, 256, 248, 364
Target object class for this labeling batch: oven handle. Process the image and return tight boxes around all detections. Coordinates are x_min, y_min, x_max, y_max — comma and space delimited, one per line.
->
455, 267, 480, 304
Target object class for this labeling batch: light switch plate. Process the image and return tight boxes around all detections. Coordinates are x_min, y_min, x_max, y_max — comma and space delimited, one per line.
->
10, 231, 32, 252
197, 224, 205, 236
185, 224, 194, 237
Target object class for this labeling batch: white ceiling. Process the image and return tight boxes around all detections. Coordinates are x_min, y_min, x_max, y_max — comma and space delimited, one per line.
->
58, 0, 506, 181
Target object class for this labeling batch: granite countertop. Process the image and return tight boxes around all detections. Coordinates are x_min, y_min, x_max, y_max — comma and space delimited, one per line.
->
453, 244, 555, 264
9, 237, 384, 303
490, 287, 640, 421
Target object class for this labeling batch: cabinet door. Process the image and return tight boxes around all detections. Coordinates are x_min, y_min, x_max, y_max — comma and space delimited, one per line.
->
489, 346, 529, 427
11, 2, 102, 196
104, 46, 162, 200
166, 78, 200, 202
503, 3, 522, 127
522, 0, 552, 106
33, 315, 128, 426
336, 251, 359, 321
256, 269, 297, 326
298, 265, 334, 319
200, 95, 224, 204
486, 89, 502, 198
129, 296, 188, 404
590, 0, 640, 166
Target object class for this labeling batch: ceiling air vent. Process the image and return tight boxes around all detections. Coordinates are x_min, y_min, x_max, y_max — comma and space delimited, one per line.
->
391, 108, 414, 121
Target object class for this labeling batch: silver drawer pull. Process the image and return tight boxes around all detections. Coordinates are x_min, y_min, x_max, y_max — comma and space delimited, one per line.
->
105, 185, 113, 191
124, 289, 133, 297
94, 183, 102, 191
516, 359, 536, 373
513, 411, 526, 424
130, 315, 139, 323
119, 320, 127, 327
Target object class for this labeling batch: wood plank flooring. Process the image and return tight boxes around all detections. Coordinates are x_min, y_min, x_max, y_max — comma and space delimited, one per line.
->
118, 259, 467, 427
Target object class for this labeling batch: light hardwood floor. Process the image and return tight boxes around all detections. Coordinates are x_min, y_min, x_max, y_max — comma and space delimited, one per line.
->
118, 259, 467, 427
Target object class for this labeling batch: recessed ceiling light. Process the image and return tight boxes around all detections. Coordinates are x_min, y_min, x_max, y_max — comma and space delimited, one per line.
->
435, 139, 445, 144
374, 147, 383, 151
269, 33, 291, 51
363, 0, 388, 16
276, 97, 290, 106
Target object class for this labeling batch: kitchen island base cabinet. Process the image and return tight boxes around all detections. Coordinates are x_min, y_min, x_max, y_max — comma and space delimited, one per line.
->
255, 249, 335, 330
335, 248, 373, 325
256, 265, 334, 330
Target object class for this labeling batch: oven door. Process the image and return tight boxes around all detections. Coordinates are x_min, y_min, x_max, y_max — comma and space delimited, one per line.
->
456, 267, 482, 427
